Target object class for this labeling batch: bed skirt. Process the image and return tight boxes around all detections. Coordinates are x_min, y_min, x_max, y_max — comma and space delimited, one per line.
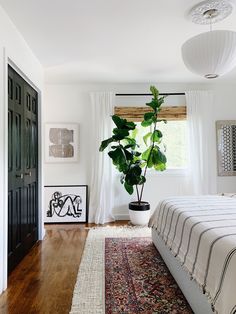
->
152, 228, 214, 314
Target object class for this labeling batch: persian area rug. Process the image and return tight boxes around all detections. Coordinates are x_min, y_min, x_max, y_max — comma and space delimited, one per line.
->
70, 227, 192, 314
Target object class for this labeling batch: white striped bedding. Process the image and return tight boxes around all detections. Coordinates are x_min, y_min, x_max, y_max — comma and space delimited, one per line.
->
149, 195, 236, 314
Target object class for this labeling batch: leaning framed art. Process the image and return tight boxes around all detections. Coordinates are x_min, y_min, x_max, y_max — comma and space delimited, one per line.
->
45, 123, 79, 163
44, 185, 88, 223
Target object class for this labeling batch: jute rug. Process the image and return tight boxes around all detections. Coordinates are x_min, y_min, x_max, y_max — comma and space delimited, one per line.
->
70, 226, 192, 314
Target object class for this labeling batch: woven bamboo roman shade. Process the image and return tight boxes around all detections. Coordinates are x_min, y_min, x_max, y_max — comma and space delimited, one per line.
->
114, 106, 186, 121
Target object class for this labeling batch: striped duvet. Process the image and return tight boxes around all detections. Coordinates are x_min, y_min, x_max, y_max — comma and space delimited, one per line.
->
149, 195, 236, 314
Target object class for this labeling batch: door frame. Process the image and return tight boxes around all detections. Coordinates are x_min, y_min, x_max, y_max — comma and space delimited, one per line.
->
2, 48, 44, 291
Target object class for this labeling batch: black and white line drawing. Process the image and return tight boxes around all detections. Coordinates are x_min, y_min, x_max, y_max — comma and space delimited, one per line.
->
47, 191, 82, 218
44, 185, 88, 223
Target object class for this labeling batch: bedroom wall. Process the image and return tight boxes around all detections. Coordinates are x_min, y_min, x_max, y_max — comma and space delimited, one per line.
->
210, 84, 236, 193
43, 82, 236, 220
0, 5, 43, 293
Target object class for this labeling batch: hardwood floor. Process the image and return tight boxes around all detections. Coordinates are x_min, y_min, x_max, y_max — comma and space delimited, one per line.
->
0, 221, 128, 314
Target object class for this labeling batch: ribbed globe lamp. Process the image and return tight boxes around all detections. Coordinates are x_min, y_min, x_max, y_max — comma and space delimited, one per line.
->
182, 30, 236, 79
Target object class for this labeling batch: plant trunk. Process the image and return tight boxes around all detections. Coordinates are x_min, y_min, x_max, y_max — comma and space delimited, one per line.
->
139, 113, 158, 202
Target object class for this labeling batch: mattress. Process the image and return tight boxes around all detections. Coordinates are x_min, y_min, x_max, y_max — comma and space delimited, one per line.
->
149, 195, 236, 314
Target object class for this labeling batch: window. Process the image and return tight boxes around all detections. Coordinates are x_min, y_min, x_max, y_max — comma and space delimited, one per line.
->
135, 121, 187, 169
114, 106, 188, 170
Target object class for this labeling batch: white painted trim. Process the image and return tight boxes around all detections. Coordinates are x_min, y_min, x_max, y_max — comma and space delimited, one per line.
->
1, 49, 44, 292
2, 48, 8, 292
114, 214, 130, 220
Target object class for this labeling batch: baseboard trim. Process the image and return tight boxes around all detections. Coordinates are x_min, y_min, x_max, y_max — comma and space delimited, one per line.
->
41, 227, 46, 240
114, 214, 130, 220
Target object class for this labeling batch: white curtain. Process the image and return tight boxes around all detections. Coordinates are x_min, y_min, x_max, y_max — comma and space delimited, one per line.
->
89, 92, 115, 224
186, 91, 217, 195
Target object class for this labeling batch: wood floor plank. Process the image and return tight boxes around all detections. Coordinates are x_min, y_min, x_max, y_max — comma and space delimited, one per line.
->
0, 221, 128, 314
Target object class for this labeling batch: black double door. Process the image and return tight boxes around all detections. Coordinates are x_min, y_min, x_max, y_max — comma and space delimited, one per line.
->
8, 65, 38, 273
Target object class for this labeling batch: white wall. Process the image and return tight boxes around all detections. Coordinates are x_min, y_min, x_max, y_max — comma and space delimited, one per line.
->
44, 82, 236, 220
0, 5, 43, 294
43, 85, 90, 185
211, 84, 236, 193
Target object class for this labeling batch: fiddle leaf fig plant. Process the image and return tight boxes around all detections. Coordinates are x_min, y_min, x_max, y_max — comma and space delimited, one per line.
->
99, 86, 167, 203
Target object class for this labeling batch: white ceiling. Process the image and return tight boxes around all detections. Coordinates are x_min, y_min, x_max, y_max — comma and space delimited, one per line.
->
1, 0, 236, 83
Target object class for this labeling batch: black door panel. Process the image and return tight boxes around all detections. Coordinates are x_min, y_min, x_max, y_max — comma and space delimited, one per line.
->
8, 65, 38, 273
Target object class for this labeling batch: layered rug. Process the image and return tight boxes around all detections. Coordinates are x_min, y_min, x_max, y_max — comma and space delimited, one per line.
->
70, 227, 193, 314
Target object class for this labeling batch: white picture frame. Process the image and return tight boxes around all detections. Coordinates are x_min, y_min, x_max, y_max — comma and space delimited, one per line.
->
45, 123, 79, 163
44, 185, 88, 223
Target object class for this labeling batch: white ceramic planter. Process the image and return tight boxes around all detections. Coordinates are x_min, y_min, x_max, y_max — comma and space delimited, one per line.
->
128, 201, 150, 226
129, 208, 150, 226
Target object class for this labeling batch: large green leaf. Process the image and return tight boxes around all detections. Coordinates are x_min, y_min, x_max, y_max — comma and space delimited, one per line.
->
142, 147, 152, 161
141, 119, 153, 127
143, 132, 152, 146
139, 176, 146, 184
125, 165, 142, 185
146, 99, 159, 111
112, 128, 129, 140
150, 86, 159, 99
151, 148, 160, 165
151, 147, 167, 165
126, 121, 136, 130
113, 128, 129, 136
144, 112, 155, 121
154, 163, 166, 171
130, 128, 138, 139
112, 115, 136, 130
151, 129, 163, 143
119, 163, 129, 173
122, 137, 137, 149
131, 164, 142, 176
140, 161, 147, 168
157, 148, 167, 163
99, 137, 113, 151
123, 148, 133, 161
147, 154, 154, 168
124, 181, 134, 194
108, 147, 127, 170
124, 144, 135, 150
157, 96, 165, 108
112, 115, 126, 128
133, 156, 141, 164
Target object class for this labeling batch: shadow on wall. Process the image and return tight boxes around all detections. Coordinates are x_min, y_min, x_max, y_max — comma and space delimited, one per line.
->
112, 171, 193, 218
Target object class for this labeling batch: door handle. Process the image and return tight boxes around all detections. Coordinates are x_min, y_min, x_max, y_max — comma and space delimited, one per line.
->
25, 171, 32, 177
16, 173, 24, 179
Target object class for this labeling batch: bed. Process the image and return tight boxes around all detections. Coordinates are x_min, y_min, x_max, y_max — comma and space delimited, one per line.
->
149, 195, 236, 314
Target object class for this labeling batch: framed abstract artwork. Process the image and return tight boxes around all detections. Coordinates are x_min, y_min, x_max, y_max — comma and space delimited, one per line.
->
45, 123, 79, 163
216, 120, 236, 176
44, 185, 88, 223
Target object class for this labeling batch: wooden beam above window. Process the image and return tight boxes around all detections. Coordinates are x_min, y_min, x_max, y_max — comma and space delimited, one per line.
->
114, 106, 187, 121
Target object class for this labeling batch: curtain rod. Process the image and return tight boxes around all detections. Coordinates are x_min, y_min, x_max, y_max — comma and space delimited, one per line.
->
115, 93, 185, 96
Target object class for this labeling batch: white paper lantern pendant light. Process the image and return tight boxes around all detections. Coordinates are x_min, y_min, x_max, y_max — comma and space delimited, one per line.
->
182, 0, 236, 79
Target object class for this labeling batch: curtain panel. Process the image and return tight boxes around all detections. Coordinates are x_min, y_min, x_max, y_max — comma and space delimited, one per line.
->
89, 92, 115, 224
185, 90, 217, 195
